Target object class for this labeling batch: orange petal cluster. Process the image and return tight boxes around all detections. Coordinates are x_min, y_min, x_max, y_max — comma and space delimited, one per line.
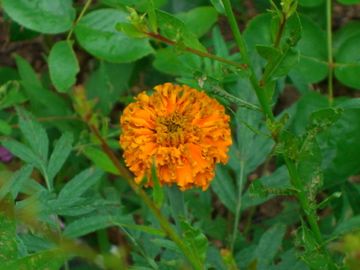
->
120, 83, 232, 190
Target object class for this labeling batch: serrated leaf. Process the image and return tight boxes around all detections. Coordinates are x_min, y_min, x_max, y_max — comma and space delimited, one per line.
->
64, 212, 130, 238
1, 139, 43, 170
212, 166, 236, 213
0, 165, 33, 200
16, 107, 49, 165
2, 0, 75, 34
49, 41, 79, 93
47, 132, 73, 185
58, 168, 104, 202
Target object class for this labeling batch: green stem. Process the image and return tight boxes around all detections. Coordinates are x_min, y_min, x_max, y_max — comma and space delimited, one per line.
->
145, 32, 247, 70
67, 0, 93, 40
88, 124, 203, 270
326, 0, 334, 106
221, 0, 274, 121
230, 160, 245, 252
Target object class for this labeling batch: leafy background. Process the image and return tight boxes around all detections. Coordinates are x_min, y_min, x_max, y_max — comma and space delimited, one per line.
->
0, 0, 360, 269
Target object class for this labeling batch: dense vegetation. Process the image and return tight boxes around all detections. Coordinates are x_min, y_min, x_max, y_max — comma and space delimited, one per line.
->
0, 0, 360, 269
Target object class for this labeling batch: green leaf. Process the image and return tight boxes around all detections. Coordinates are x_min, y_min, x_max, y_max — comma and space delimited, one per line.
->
16, 107, 49, 165
64, 212, 130, 238
14, 55, 71, 117
100, 0, 166, 11
242, 166, 290, 209
0, 165, 33, 200
332, 216, 360, 238
335, 34, 360, 89
0, 119, 12, 135
180, 220, 208, 263
298, 0, 325, 6
3, 249, 67, 270
337, 0, 360, 4
156, 10, 206, 51
82, 147, 118, 175
176, 6, 218, 38
1, 139, 44, 170
151, 162, 164, 207
153, 47, 201, 76
49, 41, 79, 93
255, 224, 286, 269
291, 15, 328, 83
85, 61, 134, 114
58, 168, 104, 202
0, 80, 27, 110
0, 198, 17, 263
334, 21, 360, 53
47, 132, 73, 184
256, 45, 299, 82
212, 166, 236, 213
2, 0, 75, 34
75, 9, 153, 63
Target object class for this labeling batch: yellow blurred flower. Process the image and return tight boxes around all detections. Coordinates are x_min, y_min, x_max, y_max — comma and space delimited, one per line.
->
120, 83, 232, 190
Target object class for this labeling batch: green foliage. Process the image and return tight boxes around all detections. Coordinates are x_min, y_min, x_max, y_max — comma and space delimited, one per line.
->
1, 0, 359, 269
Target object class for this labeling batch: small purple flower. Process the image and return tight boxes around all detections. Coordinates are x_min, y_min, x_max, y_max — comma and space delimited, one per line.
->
0, 147, 13, 163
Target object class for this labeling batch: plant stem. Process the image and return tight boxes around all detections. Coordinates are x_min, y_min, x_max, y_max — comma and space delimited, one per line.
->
230, 160, 245, 252
144, 31, 247, 70
66, 0, 93, 40
221, 0, 274, 121
87, 123, 203, 270
326, 0, 334, 106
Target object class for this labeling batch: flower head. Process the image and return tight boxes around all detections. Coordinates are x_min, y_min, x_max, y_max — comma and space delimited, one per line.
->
120, 83, 232, 190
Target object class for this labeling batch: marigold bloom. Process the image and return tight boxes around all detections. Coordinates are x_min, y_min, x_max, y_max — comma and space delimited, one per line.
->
120, 83, 232, 190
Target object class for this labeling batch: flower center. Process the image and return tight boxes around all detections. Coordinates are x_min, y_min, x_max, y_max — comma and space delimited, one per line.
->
156, 113, 187, 146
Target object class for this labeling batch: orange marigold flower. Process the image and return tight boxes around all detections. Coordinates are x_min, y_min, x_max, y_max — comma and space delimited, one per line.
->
119, 83, 232, 190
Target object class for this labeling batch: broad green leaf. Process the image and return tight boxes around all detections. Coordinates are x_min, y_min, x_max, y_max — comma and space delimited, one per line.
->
0, 119, 12, 135
153, 47, 201, 76
255, 224, 286, 269
332, 216, 360, 238
16, 107, 49, 165
49, 41, 79, 93
75, 9, 153, 63
0, 198, 17, 263
298, 0, 325, 6
176, 6, 218, 38
82, 147, 118, 175
291, 16, 328, 83
85, 61, 134, 114
344, 182, 360, 215
270, 249, 309, 270
334, 21, 360, 53
335, 34, 360, 89
58, 168, 104, 202
166, 186, 186, 231
337, 0, 360, 4
0, 67, 19, 85
47, 132, 73, 184
2, 0, 75, 34
100, 0, 166, 11
156, 10, 206, 51
151, 162, 164, 207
